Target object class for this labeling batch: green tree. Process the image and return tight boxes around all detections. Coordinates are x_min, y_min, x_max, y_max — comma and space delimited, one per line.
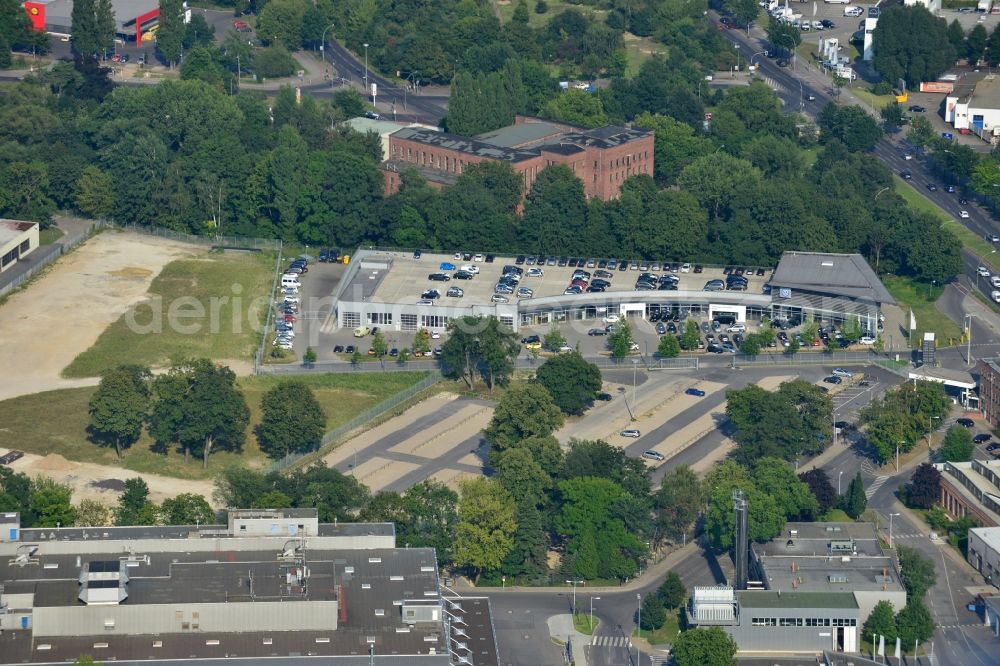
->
654, 466, 702, 542
608, 318, 634, 359
156, 0, 185, 67
967, 23, 988, 63
302, 346, 317, 365
908, 115, 936, 148
939, 425, 975, 462
657, 333, 680, 358
897, 545, 936, 598
680, 320, 701, 351
739, 334, 762, 356
862, 600, 898, 645
752, 457, 819, 520
658, 571, 687, 610
640, 591, 667, 629
988, 24, 1000, 66
947, 20, 967, 56
727, 0, 759, 27
182, 13, 215, 50
371, 329, 388, 363
413, 329, 431, 355
872, 5, 956, 87
765, 16, 801, 57
494, 447, 551, 508
70, 0, 99, 58
484, 382, 565, 456
453, 478, 517, 583
149, 359, 250, 468
362, 480, 459, 565
441, 316, 520, 393
634, 113, 713, 186
786, 336, 800, 355
896, 599, 935, 645
512, 0, 530, 24
88, 364, 151, 459
256, 381, 326, 459
256, 0, 308, 49
31, 478, 77, 527
542, 89, 608, 128
672, 626, 738, 666
179, 46, 225, 88
726, 380, 832, 464
818, 103, 885, 152
74, 499, 111, 526
842, 472, 867, 519
534, 352, 602, 415
160, 493, 215, 525
543, 323, 566, 352
75, 165, 115, 218
881, 102, 906, 132
113, 477, 158, 526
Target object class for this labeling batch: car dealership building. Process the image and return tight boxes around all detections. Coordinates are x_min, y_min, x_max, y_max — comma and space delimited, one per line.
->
331, 250, 895, 335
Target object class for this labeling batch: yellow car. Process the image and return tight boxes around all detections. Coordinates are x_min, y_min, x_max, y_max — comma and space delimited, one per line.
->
525, 341, 541, 350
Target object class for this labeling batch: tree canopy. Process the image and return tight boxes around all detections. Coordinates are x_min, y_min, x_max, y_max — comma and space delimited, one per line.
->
872, 5, 956, 87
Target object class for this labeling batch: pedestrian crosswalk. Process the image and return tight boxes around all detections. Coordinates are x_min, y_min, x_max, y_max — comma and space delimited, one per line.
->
591, 635, 630, 647
866, 475, 889, 499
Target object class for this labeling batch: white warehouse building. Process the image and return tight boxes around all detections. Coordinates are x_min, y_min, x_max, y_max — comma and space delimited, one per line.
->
947, 76, 1000, 142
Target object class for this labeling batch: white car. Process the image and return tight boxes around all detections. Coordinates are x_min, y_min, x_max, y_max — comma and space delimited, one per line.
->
558, 344, 574, 353
960, 210, 970, 219
460, 264, 480, 274
978, 266, 991, 277
904, 153, 913, 160
473, 253, 485, 262
527, 267, 544, 277
621, 429, 641, 438
603, 314, 621, 324
431, 331, 441, 339
993, 290, 1000, 304
491, 294, 510, 303
283, 295, 300, 304
988, 233, 1000, 243
681, 263, 691, 273
727, 323, 747, 333
859, 336, 877, 345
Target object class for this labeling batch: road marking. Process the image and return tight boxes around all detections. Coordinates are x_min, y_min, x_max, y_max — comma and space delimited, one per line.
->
591, 635, 630, 647
865, 475, 889, 499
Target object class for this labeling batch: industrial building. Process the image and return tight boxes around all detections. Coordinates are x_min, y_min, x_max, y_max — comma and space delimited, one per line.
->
341, 117, 441, 162
935, 458, 1000, 527
977, 359, 1000, 427
332, 249, 894, 335
686, 509, 903, 655
947, 75, 1000, 142
382, 116, 654, 201
0, 219, 39, 274
0, 509, 498, 665
22, 0, 168, 43
968, 526, 1000, 585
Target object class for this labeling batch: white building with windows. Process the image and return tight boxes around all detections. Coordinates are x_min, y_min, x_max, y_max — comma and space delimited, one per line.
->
0, 219, 39, 274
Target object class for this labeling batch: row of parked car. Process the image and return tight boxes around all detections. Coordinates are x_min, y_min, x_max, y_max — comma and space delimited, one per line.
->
274, 257, 309, 350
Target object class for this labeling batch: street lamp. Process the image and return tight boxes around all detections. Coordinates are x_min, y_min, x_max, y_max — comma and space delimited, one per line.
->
363, 42, 369, 92
631, 358, 639, 421
636, 592, 642, 642
320, 23, 335, 73
838, 470, 844, 495
887, 512, 900, 549
965, 312, 977, 367
928, 415, 941, 449
896, 441, 905, 474
590, 596, 601, 634
566, 579, 583, 615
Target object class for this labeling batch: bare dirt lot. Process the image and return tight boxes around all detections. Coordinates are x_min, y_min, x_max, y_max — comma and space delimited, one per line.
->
0, 447, 216, 507
0, 232, 202, 401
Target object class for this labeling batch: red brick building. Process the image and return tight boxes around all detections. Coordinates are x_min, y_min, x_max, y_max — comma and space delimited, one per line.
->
383, 116, 654, 200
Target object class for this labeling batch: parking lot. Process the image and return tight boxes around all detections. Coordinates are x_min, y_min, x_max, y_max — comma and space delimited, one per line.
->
268, 255, 346, 362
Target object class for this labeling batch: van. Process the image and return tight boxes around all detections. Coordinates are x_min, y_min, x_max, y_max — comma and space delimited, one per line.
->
353, 326, 370, 337
992, 276, 1000, 288
844, 6, 863, 15
993, 291, 1000, 304
281, 276, 301, 288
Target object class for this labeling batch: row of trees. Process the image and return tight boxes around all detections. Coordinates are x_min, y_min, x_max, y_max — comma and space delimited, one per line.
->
88, 361, 328, 465
0, 466, 214, 528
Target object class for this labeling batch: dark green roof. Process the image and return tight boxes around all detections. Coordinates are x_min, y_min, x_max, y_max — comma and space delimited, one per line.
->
738, 590, 858, 610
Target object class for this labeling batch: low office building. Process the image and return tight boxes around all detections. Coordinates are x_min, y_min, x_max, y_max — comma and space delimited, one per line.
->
947, 75, 1000, 142
936, 459, 1000, 527
0, 508, 498, 665
968, 526, 1000, 584
749, 522, 907, 623
0, 219, 39, 274
686, 587, 860, 654
383, 116, 654, 201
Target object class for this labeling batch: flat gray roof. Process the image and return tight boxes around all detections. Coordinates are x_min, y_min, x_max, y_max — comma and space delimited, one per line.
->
770, 252, 896, 305
37, 0, 160, 30
475, 120, 568, 148
17, 521, 394, 542
965, 75, 1000, 109
390, 127, 539, 163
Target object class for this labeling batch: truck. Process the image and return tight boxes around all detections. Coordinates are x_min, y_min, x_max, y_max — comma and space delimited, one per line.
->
978, 0, 992, 12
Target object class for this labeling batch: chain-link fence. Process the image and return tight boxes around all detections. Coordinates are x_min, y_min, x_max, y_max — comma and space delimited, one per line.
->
0, 220, 109, 297
264, 371, 442, 473
113, 223, 282, 251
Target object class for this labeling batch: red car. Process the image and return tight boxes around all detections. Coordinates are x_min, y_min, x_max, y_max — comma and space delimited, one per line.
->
282, 314, 296, 323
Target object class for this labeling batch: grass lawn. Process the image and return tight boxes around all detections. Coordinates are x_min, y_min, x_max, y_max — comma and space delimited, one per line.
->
39, 227, 64, 246
0, 372, 430, 480
573, 614, 599, 635
882, 275, 962, 348
821, 508, 852, 522
494, 0, 605, 27
63, 251, 276, 378
852, 87, 895, 111
625, 34, 665, 77
633, 610, 681, 644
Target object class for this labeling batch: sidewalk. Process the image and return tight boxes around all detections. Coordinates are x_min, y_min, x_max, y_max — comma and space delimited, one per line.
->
547, 614, 590, 666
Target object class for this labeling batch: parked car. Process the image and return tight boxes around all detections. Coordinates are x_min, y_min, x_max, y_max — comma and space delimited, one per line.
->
642, 450, 665, 461
974, 433, 992, 443
428, 273, 451, 281
588, 328, 607, 336
824, 376, 843, 384
0, 450, 24, 465
447, 286, 464, 297
832, 368, 853, 377
439, 262, 456, 270
957, 418, 975, 428
685, 388, 706, 397
620, 429, 641, 438
603, 313, 621, 323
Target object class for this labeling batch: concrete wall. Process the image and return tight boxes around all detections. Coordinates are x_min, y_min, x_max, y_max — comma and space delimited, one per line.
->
33, 600, 338, 636
853, 590, 907, 627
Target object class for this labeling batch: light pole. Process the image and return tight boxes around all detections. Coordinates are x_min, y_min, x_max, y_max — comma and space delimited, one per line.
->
888, 512, 900, 549
965, 312, 976, 367
320, 23, 335, 73
874, 186, 890, 202
566, 579, 583, 615
632, 359, 638, 415
928, 415, 941, 449
363, 42, 370, 93
636, 592, 642, 640
590, 596, 601, 634
838, 470, 844, 495
896, 442, 905, 473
